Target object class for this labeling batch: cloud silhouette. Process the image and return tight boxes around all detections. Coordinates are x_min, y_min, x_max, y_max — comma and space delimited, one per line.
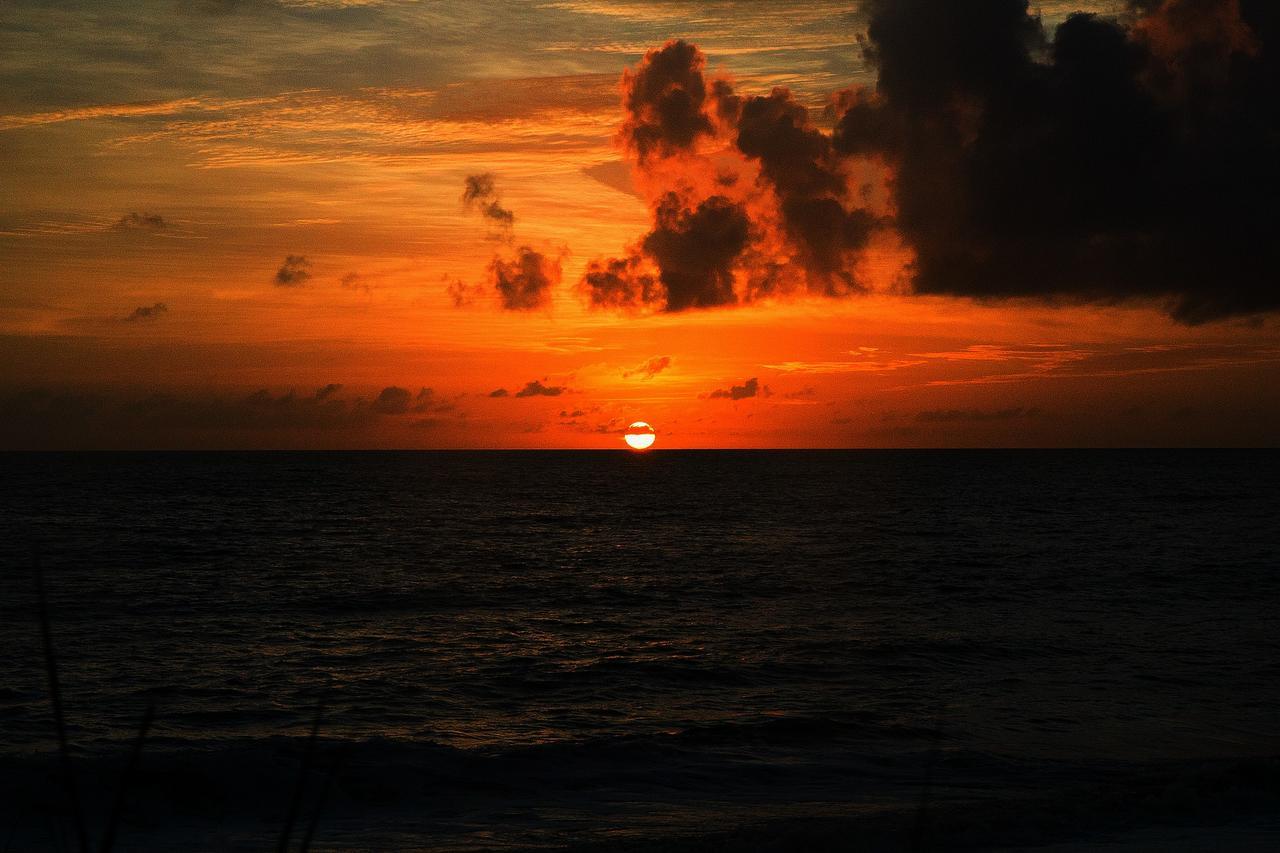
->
0, 383, 446, 445
580, 256, 660, 310
705, 377, 761, 400
462, 173, 515, 228
340, 271, 370, 293
112, 212, 168, 232
619, 39, 717, 164
583, 40, 880, 311
371, 385, 412, 414
489, 246, 561, 310
514, 379, 565, 398
125, 302, 168, 321
835, 0, 1280, 323
587, 7, 1280, 323
274, 255, 312, 287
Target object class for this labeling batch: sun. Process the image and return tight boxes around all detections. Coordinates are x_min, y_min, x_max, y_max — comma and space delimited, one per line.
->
623, 421, 656, 450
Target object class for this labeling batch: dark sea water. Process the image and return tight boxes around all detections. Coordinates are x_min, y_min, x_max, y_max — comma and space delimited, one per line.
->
1, 450, 1278, 851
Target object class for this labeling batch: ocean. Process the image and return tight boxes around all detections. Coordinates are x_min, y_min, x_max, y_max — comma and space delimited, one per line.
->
1, 450, 1277, 851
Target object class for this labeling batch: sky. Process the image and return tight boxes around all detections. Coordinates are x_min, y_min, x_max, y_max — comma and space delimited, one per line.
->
1, 0, 1277, 448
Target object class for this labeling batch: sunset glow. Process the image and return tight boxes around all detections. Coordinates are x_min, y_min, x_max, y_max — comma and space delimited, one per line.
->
4, 4, 1278, 851
1, 1, 1276, 449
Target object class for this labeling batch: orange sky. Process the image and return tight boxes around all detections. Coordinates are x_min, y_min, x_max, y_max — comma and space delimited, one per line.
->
1, 0, 1277, 448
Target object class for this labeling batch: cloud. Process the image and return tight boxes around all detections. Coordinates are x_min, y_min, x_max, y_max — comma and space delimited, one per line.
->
618, 39, 717, 164
412, 387, 455, 413
734, 87, 880, 294
624, 355, 672, 379
488, 388, 509, 397
462, 172, 516, 229
581, 196, 753, 312
340, 271, 369, 293
451, 243, 565, 311
642, 193, 751, 310
274, 255, 312, 287
705, 376, 761, 400
0, 383, 443, 445
830, 0, 1280, 323
514, 379, 566, 397
914, 407, 1042, 423
446, 277, 484, 307
372, 385, 413, 414
489, 246, 561, 310
580, 255, 660, 310
112, 212, 168, 232
586, 10, 1280, 323
125, 302, 168, 321
582, 39, 884, 312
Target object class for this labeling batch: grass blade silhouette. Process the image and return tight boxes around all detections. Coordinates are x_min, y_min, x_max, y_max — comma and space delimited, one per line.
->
34, 552, 89, 853
298, 748, 344, 853
909, 723, 943, 853
99, 703, 155, 853
277, 704, 323, 853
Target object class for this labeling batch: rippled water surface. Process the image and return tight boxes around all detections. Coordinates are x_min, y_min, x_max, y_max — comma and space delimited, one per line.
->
1, 451, 1277, 850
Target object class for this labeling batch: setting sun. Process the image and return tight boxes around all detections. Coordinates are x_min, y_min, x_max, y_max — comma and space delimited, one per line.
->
624, 422, 656, 450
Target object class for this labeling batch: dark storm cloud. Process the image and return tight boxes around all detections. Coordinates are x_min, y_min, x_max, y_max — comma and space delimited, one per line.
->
125, 302, 167, 321
580, 256, 660, 310
734, 88, 879, 294
642, 194, 751, 310
705, 377, 761, 400
514, 380, 565, 398
462, 173, 515, 228
273, 254, 311, 286
112, 212, 168, 232
587, 42, 754, 312
619, 39, 716, 163
588, 6, 1279, 322
489, 246, 561, 310
586, 38, 878, 311
831, 0, 1280, 323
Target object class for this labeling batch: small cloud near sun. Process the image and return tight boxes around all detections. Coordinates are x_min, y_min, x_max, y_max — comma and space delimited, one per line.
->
703, 377, 767, 400
515, 380, 565, 398
274, 255, 312, 287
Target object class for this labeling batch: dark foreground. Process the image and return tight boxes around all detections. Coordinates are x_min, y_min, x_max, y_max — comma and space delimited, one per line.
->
1, 450, 1277, 850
